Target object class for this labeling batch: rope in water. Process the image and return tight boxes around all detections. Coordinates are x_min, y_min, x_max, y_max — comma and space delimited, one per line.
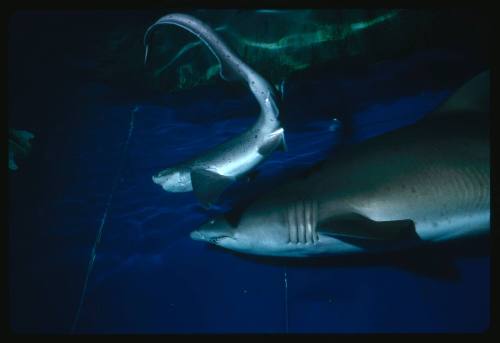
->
70, 106, 137, 333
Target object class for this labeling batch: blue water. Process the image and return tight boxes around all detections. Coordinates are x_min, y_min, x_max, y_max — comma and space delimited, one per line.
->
8, 17, 490, 333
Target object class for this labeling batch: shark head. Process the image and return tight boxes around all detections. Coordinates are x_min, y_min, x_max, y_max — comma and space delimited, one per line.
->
190, 202, 316, 257
190, 198, 381, 257
190, 216, 238, 248
191, 213, 285, 255
152, 168, 192, 192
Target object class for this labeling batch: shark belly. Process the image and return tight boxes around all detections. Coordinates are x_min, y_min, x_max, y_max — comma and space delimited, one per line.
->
415, 210, 490, 242
192, 124, 279, 178
210, 149, 264, 178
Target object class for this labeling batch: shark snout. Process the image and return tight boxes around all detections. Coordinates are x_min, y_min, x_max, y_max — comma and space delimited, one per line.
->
190, 230, 205, 241
191, 217, 236, 245
152, 168, 173, 183
152, 174, 163, 185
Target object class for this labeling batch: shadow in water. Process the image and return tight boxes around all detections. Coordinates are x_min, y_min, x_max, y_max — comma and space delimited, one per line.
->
207, 235, 490, 282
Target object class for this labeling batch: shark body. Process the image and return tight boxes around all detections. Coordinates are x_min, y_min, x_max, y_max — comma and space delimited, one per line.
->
191, 71, 490, 257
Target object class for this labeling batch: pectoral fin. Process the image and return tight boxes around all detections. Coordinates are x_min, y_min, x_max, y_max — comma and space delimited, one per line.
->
317, 213, 420, 249
258, 128, 287, 156
190, 168, 235, 208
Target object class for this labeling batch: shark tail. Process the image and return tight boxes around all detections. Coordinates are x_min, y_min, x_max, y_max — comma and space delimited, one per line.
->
143, 13, 281, 122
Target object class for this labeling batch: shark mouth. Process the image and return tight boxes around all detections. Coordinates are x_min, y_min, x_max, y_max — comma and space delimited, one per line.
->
190, 230, 231, 244
208, 235, 231, 244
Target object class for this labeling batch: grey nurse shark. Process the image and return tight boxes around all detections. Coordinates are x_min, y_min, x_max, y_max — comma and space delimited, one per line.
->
145, 13, 286, 208
191, 70, 490, 258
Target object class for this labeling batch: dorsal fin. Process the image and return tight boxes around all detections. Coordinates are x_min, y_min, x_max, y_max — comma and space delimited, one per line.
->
431, 70, 490, 117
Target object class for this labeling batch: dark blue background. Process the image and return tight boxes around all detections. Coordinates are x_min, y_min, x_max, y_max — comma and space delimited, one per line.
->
8, 11, 489, 333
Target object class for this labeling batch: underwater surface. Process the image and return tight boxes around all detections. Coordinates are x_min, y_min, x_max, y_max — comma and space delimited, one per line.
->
8, 10, 489, 333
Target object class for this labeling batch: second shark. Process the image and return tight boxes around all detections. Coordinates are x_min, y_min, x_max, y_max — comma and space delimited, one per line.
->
145, 13, 286, 208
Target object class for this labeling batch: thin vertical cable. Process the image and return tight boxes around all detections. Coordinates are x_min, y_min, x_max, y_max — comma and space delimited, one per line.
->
284, 266, 289, 333
71, 106, 137, 333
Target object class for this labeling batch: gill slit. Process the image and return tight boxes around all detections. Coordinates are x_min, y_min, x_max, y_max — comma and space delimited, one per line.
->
287, 199, 318, 244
